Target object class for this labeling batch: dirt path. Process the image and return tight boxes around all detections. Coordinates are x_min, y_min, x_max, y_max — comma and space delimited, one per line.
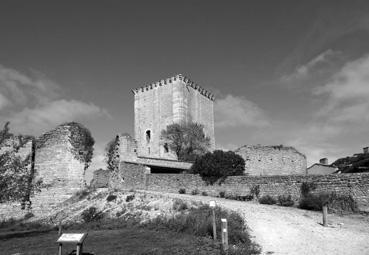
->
143, 191, 369, 255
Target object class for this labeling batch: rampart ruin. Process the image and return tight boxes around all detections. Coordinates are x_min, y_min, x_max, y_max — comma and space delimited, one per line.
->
235, 145, 307, 175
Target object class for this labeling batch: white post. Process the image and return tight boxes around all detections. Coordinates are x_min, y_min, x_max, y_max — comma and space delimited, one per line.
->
221, 218, 229, 252
209, 201, 217, 240
322, 205, 328, 227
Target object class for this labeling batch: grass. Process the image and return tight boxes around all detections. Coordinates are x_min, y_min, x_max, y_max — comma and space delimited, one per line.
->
0, 227, 221, 255
144, 204, 260, 254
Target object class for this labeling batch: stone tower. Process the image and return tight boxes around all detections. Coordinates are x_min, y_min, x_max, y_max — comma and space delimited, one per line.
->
132, 74, 215, 160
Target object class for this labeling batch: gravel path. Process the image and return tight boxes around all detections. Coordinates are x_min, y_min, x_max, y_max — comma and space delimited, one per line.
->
143, 191, 369, 255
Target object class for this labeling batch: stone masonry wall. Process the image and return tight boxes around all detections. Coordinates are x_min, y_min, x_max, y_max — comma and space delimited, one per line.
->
235, 145, 307, 176
111, 167, 369, 212
133, 74, 215, 160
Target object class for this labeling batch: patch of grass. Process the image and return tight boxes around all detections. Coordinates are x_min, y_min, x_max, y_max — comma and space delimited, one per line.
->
144, 205, 260, 254
278, 195, 294, 207
258, 195, 277, 205
178, 188, 186, 194
191, 189, 200, 195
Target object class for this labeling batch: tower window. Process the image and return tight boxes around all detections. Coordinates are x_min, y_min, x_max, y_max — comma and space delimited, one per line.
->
164, 143, 169, 153
146, 130, 151, 143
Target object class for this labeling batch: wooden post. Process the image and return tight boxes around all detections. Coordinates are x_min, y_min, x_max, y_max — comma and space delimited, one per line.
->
322, 205, 328, 227
221, 218, 229, 253
212, 208, 217, 240
58, 221, 62, 236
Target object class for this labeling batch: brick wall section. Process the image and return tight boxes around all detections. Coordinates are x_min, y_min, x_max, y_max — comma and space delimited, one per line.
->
111, 168, 369, 212
235, 145, 307, 176
109, 162, 149, 190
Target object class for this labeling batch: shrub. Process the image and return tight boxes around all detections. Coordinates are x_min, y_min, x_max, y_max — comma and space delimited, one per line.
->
201, 191, 208, 196
219, 191, 226, 198
250, 185, 260, 199
258, 195, 277, 205
278, 195, 294, 207
172, 199, 188, 211
191, 189, 200, 195
190, 150, 245, 184
145, 205, 260, 253
106, 194, 117, 202
299, 192, 358, 212
178, 188, 186, 194
300, 182, 317, 197
126, 194, 135, 202
81, 206, 103, 222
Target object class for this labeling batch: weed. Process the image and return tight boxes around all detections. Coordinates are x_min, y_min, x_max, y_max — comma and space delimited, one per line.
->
191, 189, 200, 195
178, 188, 186, 194
258, 195, 277, 205
278, 195, 294, 207
299, 192, 358, 212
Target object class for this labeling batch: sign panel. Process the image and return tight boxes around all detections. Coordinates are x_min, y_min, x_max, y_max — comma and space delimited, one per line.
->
57, 233, 86, 243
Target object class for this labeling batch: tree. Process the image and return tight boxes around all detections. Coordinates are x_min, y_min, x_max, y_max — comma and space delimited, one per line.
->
105, 135, 120, 171
190, 150, 245, 184
161, 122, 211, 162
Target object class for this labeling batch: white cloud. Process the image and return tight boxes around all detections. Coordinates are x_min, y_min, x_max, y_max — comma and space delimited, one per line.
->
280, 49, 341, 87
313, 54, 369, 123
215, 94, 269, 128
8, 99, 109, 135
0, 64, 109, 135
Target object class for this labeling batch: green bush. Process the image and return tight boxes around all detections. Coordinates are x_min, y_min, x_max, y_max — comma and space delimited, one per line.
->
178, 188, 186, 194
300, 182, 317, 197
250, 185, 260, 199
258, 195, 277, 205
201, 191, 208, 196
219, 191, 226, 198
299, 192, 358, 212
278, 195, 294, 207
126, 194, 135, 202
190, 150, 245, 184
24, 212, 34, 220
191, 189, 200, 195
145, 205, 260, 253
172, 199, 188, 211
81, 206, 103, 223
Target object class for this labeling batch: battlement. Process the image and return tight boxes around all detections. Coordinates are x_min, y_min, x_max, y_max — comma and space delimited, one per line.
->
132, 74, 215, 101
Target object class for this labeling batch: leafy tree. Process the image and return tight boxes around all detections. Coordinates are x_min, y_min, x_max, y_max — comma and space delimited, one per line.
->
161, 122, 210, 162
190, 150, 245, 184
105, 135, 120, 171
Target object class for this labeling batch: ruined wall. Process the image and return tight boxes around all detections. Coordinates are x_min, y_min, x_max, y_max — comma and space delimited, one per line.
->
111, 169, 369, 212
133, 74, 215, 160
235, 145, 307, 176
109, 162, 149, 190
90, 169, 110, 188
117, 133, 137, 161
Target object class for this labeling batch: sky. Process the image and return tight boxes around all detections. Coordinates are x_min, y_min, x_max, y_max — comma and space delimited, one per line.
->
1, 0, 369, 178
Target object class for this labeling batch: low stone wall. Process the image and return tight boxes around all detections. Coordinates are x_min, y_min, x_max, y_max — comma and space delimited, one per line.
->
112, 168, 369, 212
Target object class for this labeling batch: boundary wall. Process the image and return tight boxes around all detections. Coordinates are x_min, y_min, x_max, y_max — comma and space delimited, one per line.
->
111, 162, 369, 212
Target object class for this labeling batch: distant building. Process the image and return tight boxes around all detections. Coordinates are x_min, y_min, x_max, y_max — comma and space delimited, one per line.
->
307, 158, 337, 175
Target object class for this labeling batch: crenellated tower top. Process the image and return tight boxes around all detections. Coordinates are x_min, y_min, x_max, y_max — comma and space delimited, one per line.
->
131, 74, 215, 101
